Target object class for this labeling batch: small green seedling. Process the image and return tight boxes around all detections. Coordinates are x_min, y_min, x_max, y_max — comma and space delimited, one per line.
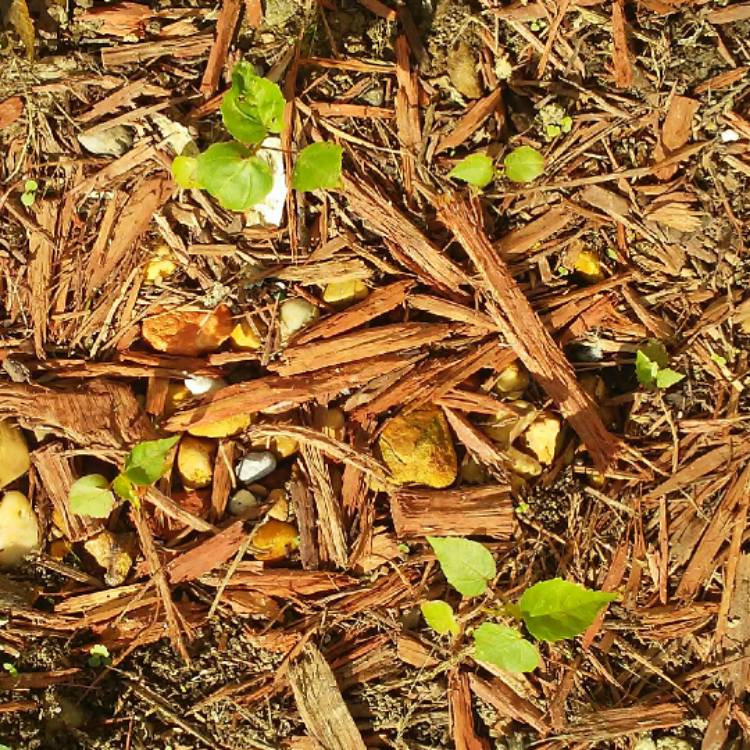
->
172, 62, 343, 212
69, 436, 179, 518
2, 663, 18, 678
540, 103, 573, 141
503, 145, 545, 184
635, 340, 684, 390
423, 536, 617, 673
20, 179, 38, 207
1, 743, 12, 750
88, 644, 112, 668
448, 153, 495, 189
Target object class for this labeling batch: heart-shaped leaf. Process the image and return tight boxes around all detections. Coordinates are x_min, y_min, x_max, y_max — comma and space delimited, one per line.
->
69, 474, 116, 518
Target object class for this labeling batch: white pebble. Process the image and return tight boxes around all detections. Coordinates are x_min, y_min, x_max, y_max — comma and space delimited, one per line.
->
229, 489, 259, 516
279, 298, 319, 341
235, 452, 277, 484
721, 129, 740, 143
184, 376, 226, 396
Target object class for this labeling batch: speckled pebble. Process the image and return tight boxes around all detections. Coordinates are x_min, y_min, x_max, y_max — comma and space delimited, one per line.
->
235, 452, 277, 484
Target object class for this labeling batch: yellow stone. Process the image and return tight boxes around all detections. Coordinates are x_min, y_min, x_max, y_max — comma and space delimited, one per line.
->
493, 361, 530, 398
572, 249, 604, 282
84, 530, 134, 587
322, 280, 369, 308
379, 408, 457, 488
0, 420, 30, 489
250, 434, 298, 459
230, 319, 263, 351
177, 436, 216, 488
0, 491, 40, 568
313, 406, 346, 441
188, 413, 252, 438
522, 412, 561, 465
144, 246, 177, 284
165, 383, 192, 417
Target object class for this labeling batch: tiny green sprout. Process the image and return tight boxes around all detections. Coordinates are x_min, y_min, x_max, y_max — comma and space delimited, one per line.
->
530, 19, 545, 31
447, 153, 495, 189
556, 265, 570, 276
88, 644, 112, 668
606, 247, 619, 260
710, 352, 727, 367
397, 542, 410, 555
515, 501, 530, 515
635, 340, 684, 390
423, 536, 619, 673
2, 663, 18, 678
20, 178, 38, 207
0, 744, 12, 750
503, 145, 545, 184
70, 436, 179, 518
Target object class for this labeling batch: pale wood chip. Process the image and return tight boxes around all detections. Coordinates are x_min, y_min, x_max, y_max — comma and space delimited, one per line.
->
102, 34, 214, 68
167, 521, 247, 584
288, 643, 367, 750
562, 702, 686, 741
496, 206, 575, 259
27, 200, 57, 358
468, 674, 548, 735
199, 0, 241, 98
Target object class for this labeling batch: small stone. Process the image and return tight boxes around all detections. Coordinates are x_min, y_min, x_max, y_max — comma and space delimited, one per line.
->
313, 406, 346, 441
229, 489, 259, 516
522, 412, 561, 465
83, 530, 134, 586
236, 452, 277, 484
447, 41, 483, 99
0, 491, 40, 568
141, 304, 234, 356
250, 434, 298, 459
571, 248, 604, 282
177, 436, 216, 488
266, 488, 289, 520
245, 136, 286, 227
184, 375, 226, 396
279, 298, 319, 341
78, 125, 133, 157
633, 737, 657, 750
250, 519, 299, 561
230, 318, 263, 350
322, 279, 369, 308
493, 361, 530, 399
188, 413, 252, 438
143, 245, 177, 284
0, 420, 30, 489
165, 383, 192, 417
505, 446, 542, 479
379, 408, 457, 488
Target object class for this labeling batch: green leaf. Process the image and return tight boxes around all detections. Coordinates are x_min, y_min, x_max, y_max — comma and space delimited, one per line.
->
448, 154, 495, 188
112, 473, 138, 502
656, 368, 684, 389
221, 63, 285, 145
635, 348, 658, 387
196, 142, 274, 212
69, 474, 116, 519
2, 663, 18, 678
172, 155, 199, 189
472, 622, 540, 672
518, 578, 618, 642
639, 339, 669, 369
420, 600, 459, 636
20, 191, 35, 207
221, 89, 268, 145
427, 537, 496, 597
503, 145, 545, 183
292, 142, 343, 192
123, 436, 179, 486
24, 179, 38, 192
0, 744, 11, 750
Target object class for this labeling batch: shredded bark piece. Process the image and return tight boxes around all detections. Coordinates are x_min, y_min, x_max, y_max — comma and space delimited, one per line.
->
436, 89, 503, 154
562, 702, 686, 741
468, 674, 548, 735
199, 0, 241, 98
435, 194, 620, 471
391, 485, 514, 538
0, 380, 157, 448
288, 643, 367, 750
272, 322, 455, 376
168, 521, 247, 584
450, 671, 490, 750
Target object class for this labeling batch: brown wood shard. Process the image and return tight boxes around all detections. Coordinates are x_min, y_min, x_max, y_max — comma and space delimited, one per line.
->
164, 355, 411, 432
288, 643, 367, 750
0, 380, 157, 448
435, 194, 620, 471
341, 175, 470, 297
199, 0, 241, 98
436, 88, 503, 154
563, 702, 686, 741
391, 485, 514, 539
450, 671, 490, 750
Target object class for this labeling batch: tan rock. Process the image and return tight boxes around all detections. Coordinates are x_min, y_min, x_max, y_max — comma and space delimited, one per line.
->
230, 317, 265, 350
143, 245, 177, 284
447, 41, 482, 99
522, 412, 561, 465
313, 406, 346, 441
493, 361, 530, 399
322, 280, 369, 308
0, 420, 30, 489
379, 408, 457, 488
188, 413, 252, 438
279, 298, 319, 341
84, 530, 134, 586
0, 491, 40, 568
177, 436, 216, 488
250, 518, 299, 562
141, 304, 233, 356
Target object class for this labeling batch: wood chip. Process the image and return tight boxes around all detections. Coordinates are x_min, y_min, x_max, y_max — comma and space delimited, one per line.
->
26, 200, 57, 359
199, 0, 241, 98
436, 88, 503, 154
562, 702, 686, 741
450, 671, 490, 750
288, 643, 367, 750
706, 2, 750, 23
496, 206, 575, 259
435, 194, 620, 471
468, 674, 548, 735
391, 485, 514, 539
168, 521, 247, 584
0, 96, 24, 129
611, 0, 633, 88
